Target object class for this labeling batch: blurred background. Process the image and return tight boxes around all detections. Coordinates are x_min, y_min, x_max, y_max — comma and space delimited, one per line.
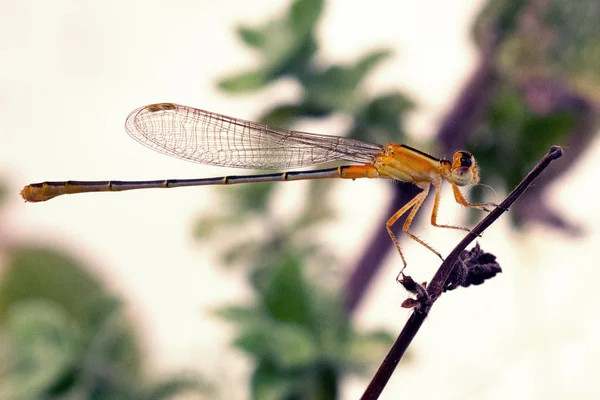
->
1, 0, 600, 399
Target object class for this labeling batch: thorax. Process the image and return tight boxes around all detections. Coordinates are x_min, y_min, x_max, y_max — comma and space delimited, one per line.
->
374, 144, 442, 184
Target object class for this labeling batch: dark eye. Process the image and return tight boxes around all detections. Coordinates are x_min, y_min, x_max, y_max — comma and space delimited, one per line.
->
459, 152, 472, 167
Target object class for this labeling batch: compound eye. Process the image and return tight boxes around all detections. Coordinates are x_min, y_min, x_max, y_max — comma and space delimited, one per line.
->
458, 152, 473, 167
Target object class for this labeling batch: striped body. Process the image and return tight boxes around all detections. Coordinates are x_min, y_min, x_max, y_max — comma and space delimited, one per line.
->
21, 165, 374, 202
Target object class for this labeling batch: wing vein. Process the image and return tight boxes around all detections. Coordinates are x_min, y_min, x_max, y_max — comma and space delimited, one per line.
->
124, 103, 383, 170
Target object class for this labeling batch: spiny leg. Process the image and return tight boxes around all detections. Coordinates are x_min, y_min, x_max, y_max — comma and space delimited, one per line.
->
386, 184, 446, 281
402, 186, 444, 263
450, 182, 499, 237
386, 189, 427, 280
430, 179, 471, 232
451, 183, 497, 212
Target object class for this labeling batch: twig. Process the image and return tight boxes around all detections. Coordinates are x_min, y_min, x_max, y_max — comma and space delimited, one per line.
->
360, 145, 564, 400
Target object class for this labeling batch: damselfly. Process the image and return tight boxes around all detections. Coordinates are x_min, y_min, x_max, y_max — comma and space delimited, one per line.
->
21, 103, 495, 272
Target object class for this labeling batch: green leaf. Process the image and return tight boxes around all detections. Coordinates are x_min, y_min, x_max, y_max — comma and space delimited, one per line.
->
212, 305, 263, 324
258, 104, 306, 127
193, 215, 233, 238
145, 376, 211, 400
251, 360, 293, 400
238, 26, 266, 49
235, 323, 317, 368
263, 256, 309, 325
0, 246, 105, 330
353, 49, 393, 82
272, 35, 318, 78
218, 70, 271, 92
348, 92, 413, 143
3, 300, 81, 398
304, 70, 360, 113
304, 49, 392, 113
226, 0, 321, 87
230, 181, 277, 212
289, 0, 324, 36
319, 49, 392, 92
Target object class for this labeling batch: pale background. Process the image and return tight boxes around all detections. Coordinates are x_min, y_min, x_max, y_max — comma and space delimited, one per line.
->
2, 0, 599, 399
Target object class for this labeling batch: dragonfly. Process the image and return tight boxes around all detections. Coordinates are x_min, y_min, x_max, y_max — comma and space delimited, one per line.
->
21, 103, 496, 274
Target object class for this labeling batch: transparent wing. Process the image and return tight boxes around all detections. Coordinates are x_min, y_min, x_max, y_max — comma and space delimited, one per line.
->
125, 103, 384, 170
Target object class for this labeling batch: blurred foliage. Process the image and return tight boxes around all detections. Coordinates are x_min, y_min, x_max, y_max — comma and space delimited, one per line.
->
202, 0, 413, 262
214, 254, 394, 400
0, 241, 208, 397
219, 0, 322, 92
476, 0, 600, 108
0, 247, 107, 330
467, 82, 576, 222
203, 0, 409, 397
470, 0, 598, 228
219, 0, 413, 144
195, 179, 337, 271
477, 0, 600, 100
0, 298, 204, 399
